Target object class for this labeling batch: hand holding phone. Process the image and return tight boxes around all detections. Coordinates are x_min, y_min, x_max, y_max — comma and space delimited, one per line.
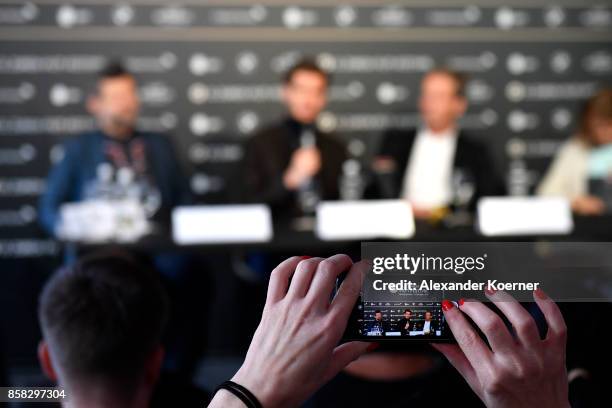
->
433, 289, 569, 408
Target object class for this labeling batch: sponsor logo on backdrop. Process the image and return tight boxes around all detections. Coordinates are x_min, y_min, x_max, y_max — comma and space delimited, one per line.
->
111, 4, 134, 26
0, 82, 35, 104
0, 2, 38, 24
426, 6, 481, 26
56, 4, 93, 28
209, 5, 267, 25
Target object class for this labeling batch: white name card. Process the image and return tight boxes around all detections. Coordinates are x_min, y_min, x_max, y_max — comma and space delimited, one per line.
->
316, 200, 415, 241
172, 205, 273, 244
477, 197, 573, 237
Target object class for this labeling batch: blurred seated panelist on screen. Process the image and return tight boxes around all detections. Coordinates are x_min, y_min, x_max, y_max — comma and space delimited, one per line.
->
537, 88, 612, 216
242, 57, 346, 219
38, 61, 191, 242
371, 68, 505, 220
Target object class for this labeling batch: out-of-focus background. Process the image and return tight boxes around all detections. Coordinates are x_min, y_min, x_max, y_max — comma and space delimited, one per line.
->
0, 0, 611, 406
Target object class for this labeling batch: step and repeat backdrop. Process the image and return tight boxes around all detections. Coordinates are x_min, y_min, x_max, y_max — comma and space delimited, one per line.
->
0, 1, 611, 258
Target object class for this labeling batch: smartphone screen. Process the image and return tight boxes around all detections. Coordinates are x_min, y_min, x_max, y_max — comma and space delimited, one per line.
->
337, 272, 456, 342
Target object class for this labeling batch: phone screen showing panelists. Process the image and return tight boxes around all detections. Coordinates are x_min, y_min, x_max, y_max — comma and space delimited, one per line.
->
344, 292, 454, 341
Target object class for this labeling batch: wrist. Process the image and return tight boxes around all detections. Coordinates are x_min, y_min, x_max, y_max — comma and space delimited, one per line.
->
209, 388, 249, 408
231, 366, 282, 408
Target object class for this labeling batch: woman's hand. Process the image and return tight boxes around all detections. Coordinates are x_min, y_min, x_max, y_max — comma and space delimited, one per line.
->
210, 255, 371, 408
572, 195, 605, 216
433, 289, 569, 408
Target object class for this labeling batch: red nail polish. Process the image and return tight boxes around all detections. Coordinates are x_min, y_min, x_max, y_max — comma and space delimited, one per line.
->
485, 287, 496, 296
300, 256, 312, 260
366, 342, 379, 352
458, 298, 465, 306
442, 299, 454, 311
534, 288, 548, 300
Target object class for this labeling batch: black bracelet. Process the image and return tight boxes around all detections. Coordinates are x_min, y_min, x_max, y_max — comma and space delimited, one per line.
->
214, 380, 263, 408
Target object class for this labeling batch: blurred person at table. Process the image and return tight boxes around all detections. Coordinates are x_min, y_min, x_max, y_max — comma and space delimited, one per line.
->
37, 60, 204, 381
537, 89, 612, 216
243, 57, 346, 219
38, 60, 191, 237
372, 68, 504, 219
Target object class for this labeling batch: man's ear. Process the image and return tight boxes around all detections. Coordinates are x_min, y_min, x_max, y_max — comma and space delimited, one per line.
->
86, 94, 99, 115
143, 345, 164, 388
280, 83, 290, 104
37, 341, 57, 381
455, 96, 468, 117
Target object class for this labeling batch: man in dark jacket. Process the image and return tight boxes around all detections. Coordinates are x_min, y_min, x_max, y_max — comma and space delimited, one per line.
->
373, 68, 504, 218
38, 62, 201, 379
243, 58, 346, 219
39, 61, 190, 235
396, 309, 416, 336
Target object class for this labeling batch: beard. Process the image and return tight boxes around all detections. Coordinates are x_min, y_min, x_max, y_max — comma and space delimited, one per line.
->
100, 112, 137, 135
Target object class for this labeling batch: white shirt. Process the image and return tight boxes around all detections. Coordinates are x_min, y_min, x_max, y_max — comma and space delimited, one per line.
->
401, 127, 458, 209
422, 320, 431, 333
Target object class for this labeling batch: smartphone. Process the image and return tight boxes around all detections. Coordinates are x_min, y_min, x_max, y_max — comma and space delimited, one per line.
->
336, 272, 456, 343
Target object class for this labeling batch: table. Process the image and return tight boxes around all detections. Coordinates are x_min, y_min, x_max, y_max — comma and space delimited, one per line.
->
66, 215, 612, 256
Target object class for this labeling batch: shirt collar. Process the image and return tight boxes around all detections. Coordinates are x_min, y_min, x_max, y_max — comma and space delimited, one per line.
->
420, 126, 458, 140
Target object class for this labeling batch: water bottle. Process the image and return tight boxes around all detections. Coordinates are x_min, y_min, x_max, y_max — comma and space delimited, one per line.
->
340, 159, 364, 200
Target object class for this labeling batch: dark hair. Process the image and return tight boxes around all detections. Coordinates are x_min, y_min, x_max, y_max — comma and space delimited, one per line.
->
424, 67, 467, 98
93, 60, 134, 95
99, 60, 132, 80
283, 57, 330, 85
579, 88, 612, 145
404, 309, 412, 314
38, 250, 168, 397
374, 310, 382, 314
424, 310, 432, 315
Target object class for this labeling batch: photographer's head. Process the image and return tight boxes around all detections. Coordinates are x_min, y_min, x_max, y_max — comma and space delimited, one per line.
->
404, 309, 412, 319
87, 60, 140, 140
418, 68, 467, 134
424, 311, 433, 321
282, 57, 329, 125
37, 251, 169, 408
374, 310, 383, 321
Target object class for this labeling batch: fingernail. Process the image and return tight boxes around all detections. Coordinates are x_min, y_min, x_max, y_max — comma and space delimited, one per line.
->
534, 288, 548, 300
458, 298, 465, 307
485, 287, 496, 296
366, 342, 379, 352
442, 299, 454, 311
300, 256, 312, 260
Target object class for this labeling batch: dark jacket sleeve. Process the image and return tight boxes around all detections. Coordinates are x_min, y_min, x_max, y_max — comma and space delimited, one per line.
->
38, 139, 80, 236
365, 129, 411, 199
160, 136, 193, 206
242, 132, 292, 206
320, 135, 347, 201
468, 141, 506, 203
477, 144, 506, 197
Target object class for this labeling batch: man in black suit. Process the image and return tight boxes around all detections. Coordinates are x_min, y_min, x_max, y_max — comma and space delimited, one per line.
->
373, 68, 503, 218
243, 58, 346, 218
396, 308, 416, 336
